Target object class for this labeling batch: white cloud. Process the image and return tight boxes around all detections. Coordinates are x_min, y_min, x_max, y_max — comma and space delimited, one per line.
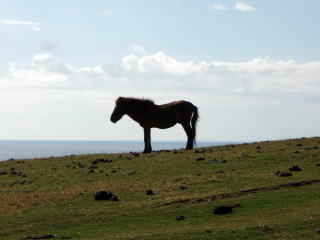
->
234, 2, 255, 11
1, 19, 42, 31
211, 4, 228, 10
6, 53, 107, 88
2, 52, 320, 108
130, 44, 147, 56
32, 53, 53, 61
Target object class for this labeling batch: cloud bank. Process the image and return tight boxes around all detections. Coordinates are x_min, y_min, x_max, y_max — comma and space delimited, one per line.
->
2, 51, 320, 108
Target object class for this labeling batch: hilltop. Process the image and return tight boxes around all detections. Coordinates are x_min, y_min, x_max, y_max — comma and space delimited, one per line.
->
0, 137, 320, 240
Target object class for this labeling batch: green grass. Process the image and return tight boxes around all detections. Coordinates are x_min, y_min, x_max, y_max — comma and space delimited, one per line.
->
1, 137, 320, 239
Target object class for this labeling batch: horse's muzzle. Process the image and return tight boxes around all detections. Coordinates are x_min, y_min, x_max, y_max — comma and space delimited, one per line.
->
110, 117, 116, 123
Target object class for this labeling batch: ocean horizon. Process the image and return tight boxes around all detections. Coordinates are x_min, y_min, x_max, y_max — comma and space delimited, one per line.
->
0, 140, 237, 161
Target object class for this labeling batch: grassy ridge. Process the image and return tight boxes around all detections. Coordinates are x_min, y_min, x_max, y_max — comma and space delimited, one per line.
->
0, 137, 320, 239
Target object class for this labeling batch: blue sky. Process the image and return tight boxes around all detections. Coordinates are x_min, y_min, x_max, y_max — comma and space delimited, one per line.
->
1, 0, 320, 64
0, 0, 320, 141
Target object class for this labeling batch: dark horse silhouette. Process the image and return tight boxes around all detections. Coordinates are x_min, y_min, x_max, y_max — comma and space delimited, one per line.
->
110, 97, 199, 153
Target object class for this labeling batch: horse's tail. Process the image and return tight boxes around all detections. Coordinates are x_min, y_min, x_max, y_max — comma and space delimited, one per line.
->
191, 105, 199, 146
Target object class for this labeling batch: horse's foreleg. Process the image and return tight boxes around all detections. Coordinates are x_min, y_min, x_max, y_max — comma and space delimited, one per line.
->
182, 122, 193, 150
148, 133, 152, 153
143, 127, 152, 153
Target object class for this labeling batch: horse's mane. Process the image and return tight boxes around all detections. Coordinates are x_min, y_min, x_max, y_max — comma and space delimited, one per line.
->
116, 97, 155, 108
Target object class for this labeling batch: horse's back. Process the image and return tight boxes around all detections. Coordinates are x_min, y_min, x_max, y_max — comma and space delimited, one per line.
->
158, 100, 195, 110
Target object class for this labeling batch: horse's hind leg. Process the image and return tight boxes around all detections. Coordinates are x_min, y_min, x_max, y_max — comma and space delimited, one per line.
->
143, 127, 152, 153
182, 122, 193, 150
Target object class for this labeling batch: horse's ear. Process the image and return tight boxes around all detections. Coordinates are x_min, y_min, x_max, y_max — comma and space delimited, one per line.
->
115, 97, 123, 105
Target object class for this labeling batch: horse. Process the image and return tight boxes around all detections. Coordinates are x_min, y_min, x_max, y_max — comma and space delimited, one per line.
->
110, 97, 199, 153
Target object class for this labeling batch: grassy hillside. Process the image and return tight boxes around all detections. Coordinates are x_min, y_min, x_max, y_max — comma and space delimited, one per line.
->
1, 137, 320, 240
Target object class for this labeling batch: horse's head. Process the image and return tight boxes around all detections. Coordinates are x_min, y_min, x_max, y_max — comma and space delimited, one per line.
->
110, 97, 126, 123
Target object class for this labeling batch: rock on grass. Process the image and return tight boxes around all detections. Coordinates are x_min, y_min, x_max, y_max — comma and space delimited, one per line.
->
289, 165, 302, 171
94, 191, 119, 201
275, 171, 292, 177
21, 235, 55, 239
176, 215, 185, 221
213, 204, 241, 215
91, 159, 112, 164
146, 189, 154, 195
213, 206, 233, 215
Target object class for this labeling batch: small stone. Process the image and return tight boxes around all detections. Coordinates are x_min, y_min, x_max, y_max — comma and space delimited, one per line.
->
315, 229, 320, 233
21, 235, 56, 239
91, 158, 112, 164
130, 152, 139, 157
289, 165, 301, 171
94, 191, 118, 201
146, 189, 154, 195
128, 171, 136, 176
275, 171, 292, 177
78, 164, 85, 168
176, 215, 185, 221
213, 206, 233, 215
217, 170, 225, 174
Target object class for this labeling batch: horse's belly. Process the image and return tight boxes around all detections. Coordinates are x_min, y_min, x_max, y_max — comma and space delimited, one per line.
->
153, 121, 177, 129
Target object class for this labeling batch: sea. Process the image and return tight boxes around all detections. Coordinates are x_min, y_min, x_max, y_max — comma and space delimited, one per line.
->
0, 140, 234, 161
